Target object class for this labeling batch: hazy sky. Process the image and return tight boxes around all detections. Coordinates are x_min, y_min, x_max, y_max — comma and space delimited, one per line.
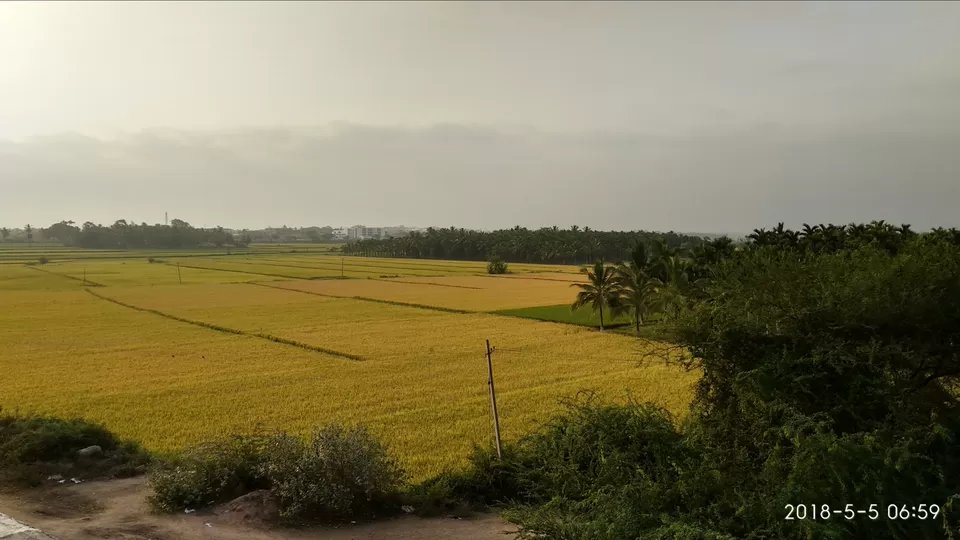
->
1, 2, 958, 232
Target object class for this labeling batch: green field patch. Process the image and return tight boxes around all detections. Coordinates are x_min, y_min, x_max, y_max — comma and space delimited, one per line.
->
493, 303, 634, 329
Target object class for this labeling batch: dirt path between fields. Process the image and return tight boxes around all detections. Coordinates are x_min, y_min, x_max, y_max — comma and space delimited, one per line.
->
0, 477, 517, 540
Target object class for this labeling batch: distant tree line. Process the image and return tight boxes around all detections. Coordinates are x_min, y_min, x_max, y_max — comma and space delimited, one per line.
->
564, 220, 960, 331
688, 220, 956, 281
342, 226, 708, 264
243, 225, 340, 244
38, 219, 250, 249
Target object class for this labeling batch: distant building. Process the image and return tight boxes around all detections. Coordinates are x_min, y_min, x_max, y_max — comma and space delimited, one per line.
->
346, 225, 385, 240
332, 228, 347, 240
383, 226, 410, 238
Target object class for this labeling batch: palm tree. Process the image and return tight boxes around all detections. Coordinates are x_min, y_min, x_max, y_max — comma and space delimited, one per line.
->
571, 259, 619, 331
648, 238, 677, 281
613, 262, 662, 335
658, 255, 694, 321
628, 241, 650, 273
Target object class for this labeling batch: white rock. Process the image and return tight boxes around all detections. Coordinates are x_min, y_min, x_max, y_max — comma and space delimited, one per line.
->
77, 445, 102, 457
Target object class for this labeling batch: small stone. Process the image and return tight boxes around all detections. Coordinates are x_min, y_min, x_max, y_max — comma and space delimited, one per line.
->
184, 508, 196, 514
401, 505, 415, 513
77, 445, 102, 457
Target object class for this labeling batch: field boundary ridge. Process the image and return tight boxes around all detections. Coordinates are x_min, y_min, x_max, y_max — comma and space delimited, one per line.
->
249, 281, 475, 314
25, 265, 106, 287
84, 288, 364, 361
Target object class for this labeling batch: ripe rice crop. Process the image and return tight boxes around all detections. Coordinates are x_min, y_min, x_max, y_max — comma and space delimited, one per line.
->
1, 287, 696, 479
0, 265, 82, 291
37, 260, 262, 287
257, 257, 480, 276
167, 258, 341, 280
473, 272, 588, 283
347, 256, 583, 275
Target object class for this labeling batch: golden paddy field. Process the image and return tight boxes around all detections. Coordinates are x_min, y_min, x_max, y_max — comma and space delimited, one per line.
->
0, 252, 695, 479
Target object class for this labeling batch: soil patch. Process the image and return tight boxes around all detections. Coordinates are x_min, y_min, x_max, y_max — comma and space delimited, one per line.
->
0, 477, 516, 540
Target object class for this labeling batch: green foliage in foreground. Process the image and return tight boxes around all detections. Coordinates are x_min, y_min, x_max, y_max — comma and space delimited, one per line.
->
445, 238, 960, 540
0, 412, 149, 487
149, 425, 405, 523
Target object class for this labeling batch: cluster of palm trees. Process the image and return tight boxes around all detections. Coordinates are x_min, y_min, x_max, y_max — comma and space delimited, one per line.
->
572, 221, 960, 335
746, 221, 921, 255
342, 226, 705, 264
571, 241, 698, 335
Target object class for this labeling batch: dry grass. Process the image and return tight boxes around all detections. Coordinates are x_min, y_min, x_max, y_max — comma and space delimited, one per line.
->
1, 286, 697, 479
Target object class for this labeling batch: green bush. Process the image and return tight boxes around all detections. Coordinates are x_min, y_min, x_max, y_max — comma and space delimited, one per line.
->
454, 396, 702, 540
0, 412, 149, 487
447, 238, 960, 540
149, 433, 272, 512
487, 257, 508, 274
264, 425, 405, 521
149, 425, 405, 523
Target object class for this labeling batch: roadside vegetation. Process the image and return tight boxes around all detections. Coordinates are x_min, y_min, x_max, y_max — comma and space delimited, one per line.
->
150, 425, 405, 524
0, 412, 149, 488
427, 223, 960, 539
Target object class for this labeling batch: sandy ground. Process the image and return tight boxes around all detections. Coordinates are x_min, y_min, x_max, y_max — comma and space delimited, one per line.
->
0, 477, 517, 540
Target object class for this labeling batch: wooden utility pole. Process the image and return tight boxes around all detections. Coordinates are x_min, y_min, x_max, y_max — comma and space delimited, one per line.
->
485, 339, 503, 459
177, 263, 182, 285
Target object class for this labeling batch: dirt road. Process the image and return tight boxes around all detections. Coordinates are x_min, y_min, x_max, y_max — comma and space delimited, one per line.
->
0, 477, 517, 540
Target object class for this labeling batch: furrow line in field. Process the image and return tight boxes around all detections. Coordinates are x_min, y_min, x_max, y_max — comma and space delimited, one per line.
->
83, 288, 364, 361
259, 257, 480, 276
483, 274, 585, 283
249, 281, 475, 314
490, 309, 633, 331
314, 257, 487, 273
26, 265, 106, 287
164, 262, 340, 281
226, 259, 432, 277
373, 278, 484, 289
